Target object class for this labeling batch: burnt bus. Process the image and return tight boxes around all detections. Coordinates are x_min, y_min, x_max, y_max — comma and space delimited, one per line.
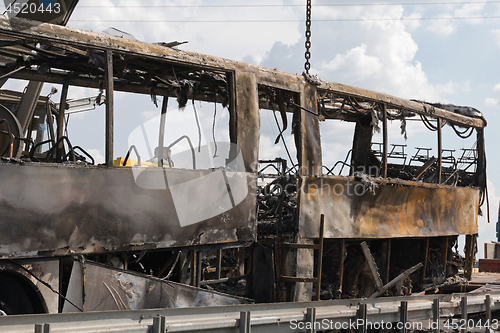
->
0, 15, 486, 314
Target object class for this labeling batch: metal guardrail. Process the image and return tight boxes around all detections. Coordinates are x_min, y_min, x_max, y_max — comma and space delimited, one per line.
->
0, 292, 499, 333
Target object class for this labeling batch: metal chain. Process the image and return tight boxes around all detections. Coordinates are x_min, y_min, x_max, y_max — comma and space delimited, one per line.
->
304, 0, 312, 73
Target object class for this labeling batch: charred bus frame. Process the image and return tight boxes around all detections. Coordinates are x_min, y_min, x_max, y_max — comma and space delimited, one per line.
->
0, 15, 487, 313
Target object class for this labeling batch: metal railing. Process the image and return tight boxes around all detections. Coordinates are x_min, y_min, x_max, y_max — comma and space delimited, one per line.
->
0, 292, 498, 333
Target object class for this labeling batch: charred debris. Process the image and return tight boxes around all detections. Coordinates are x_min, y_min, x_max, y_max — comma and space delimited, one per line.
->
0, 15, 488, 312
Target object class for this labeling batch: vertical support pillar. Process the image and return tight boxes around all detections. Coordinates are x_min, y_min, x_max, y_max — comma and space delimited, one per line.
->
276, 158, 286, 301
475, 128, 486, 193
46, 99, 56, 143
461, 296, 467, 333
315, 215, 324, 301
385, 239, 391, 285
158, 96, 168, 167
233, 71, 259, 172
152, 316, 166, 333
292, 83, 320, 302
105, 49, 114, 167
17, 81, 44, 135
180, 250, 193, 285
34, 323, 50, 333
34, 324, 42, 333
400, 300, 408, 333
486, 294, 492, 333
216, 249, 222, 280
306, 307, 316, 333
238, 247, 246, 276
432, 298, 440, 333
358, 303, 367, 333
35, 324, 50, 333
338, 239, 345, 298
56, 83, 69, 161
422, 238, 430, 285
464, 234, 476, 280
239, 311, 251, 333
195, 250, 202, 287
442, 236, 449, 277
437, 118, 442, 183
382, 103, 388, 178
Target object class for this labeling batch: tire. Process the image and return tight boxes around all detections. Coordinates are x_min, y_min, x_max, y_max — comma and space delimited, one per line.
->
0, 104, 23, 158
0, 272, 46, 314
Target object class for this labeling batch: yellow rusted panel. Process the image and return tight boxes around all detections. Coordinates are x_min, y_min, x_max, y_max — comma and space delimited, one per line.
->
299, 176, 479, 239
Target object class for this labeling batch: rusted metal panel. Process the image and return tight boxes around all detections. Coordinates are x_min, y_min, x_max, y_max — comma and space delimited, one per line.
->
62, 260, 250, 312
235, 72, 260, 173
297, 84, 321, 176
0, 16, 485, 129
478, 259, 500, 273
298, 176, 479, 239
318, 84, 485, 128
292, 84, 321, 302
0, 163, 256, 258
105, 50, 114, 167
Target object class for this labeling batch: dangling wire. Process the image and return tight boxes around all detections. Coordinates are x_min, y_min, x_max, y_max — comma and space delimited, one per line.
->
191, 99, 202, 152
64, 114, 70, 137
268, 90, 295, 165
272, 109, 294, 166
419, 113, 439, 131
451, 123, 474, 139
212, 88, 218, 158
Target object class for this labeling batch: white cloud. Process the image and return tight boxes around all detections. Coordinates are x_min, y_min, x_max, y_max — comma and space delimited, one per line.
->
490, 29, 500, 47
304, 5, 442, 101
258, 135, 282, 161
320, 45, 382, 80
462, 81, 471, 93
484, 83, 500, 108
424, 2, 486, 36
86, 148, 105, 165
140, 110, 158, 121
425, 16, 456, 36
319, 121, 355, 169
485, 97, 498, 108
68, 0, 302, 62
454, 3, 485, 25
402, 12, 422, 31
434, 81, 460, 96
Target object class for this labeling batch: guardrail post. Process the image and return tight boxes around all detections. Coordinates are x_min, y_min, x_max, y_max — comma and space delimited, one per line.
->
195, 250, 202, 287
306, 307, 316, 333
34, 324, 50, 333
400, 300, 408, 333
461, 296, 467, 333
358, 303, 367, 333
432, 298, 440, 333
152, 315, 165, 333
486, 294, 491, 333
239, 311, 251, 333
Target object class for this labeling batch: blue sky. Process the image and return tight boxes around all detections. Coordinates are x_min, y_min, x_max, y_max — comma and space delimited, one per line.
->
4, 0, 499, 257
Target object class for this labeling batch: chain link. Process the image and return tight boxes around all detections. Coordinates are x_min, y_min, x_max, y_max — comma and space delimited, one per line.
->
304, 0, 312, 73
